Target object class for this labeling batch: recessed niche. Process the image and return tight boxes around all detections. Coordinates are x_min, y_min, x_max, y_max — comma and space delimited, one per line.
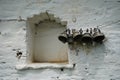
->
15, 12, 74, 70
34, 21, 68, 63
26, 12, 69, 64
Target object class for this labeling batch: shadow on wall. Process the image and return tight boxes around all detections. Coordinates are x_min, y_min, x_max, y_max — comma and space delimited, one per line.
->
71, 43, 107, 78
88, 43, 107, 75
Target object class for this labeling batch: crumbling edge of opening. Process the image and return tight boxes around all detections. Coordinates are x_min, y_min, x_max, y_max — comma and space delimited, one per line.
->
16, 63, 73, 70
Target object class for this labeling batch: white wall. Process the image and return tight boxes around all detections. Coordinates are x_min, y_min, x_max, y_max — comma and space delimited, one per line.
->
0, 0, 120, 80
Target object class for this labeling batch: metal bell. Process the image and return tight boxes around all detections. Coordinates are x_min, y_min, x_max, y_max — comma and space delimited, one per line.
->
67, 29, 74, 44
93, 28, 105, 43
81, 28, 93, 43
73, 28, 83, 42
58, 30, 67, 43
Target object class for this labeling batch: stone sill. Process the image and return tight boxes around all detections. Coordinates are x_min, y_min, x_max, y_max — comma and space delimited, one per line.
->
16, 63, 73, 70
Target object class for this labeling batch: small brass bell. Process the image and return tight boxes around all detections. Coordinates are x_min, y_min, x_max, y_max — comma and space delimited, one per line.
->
93, 28, 105, 43
73, 28, 83, 42
81, 28, 93, 43
67, 29, 74, 44
58, 30, 67, 43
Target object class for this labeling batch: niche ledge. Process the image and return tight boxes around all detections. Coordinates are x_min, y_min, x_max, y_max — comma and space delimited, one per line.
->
16, 63, 73, 70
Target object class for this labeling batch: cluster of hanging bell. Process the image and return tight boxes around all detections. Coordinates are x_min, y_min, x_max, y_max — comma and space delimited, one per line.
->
58, 28, 105, 44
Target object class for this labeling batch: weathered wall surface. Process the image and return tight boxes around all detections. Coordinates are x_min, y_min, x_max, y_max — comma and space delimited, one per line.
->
0, 0, 120, 80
